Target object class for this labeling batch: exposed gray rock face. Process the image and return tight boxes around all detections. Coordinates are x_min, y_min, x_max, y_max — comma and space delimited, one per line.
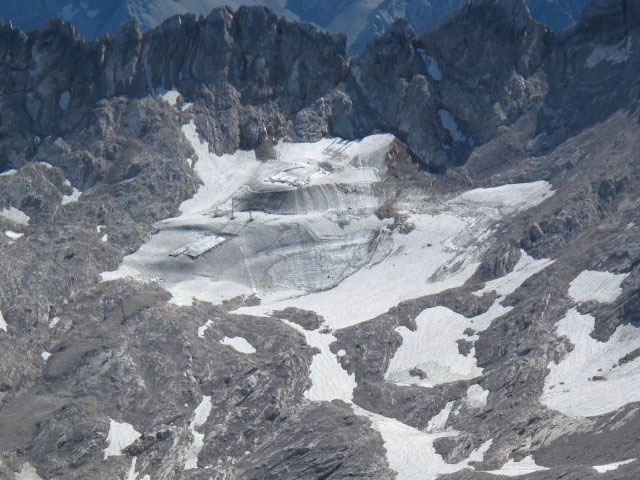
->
0, 1, 640, 479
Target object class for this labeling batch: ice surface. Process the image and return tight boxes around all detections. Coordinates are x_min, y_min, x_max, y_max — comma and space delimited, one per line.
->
417, 49, 443, 81
103, 419, 141, 459
0, 310, 7, 332
568, 270, 629, 304
62, 187, 82, 205
5, 230, 24, 239
0, 207, 30, 225
593, 459, 635, 473
386, 251, 553, 387
220, 336, 256, 354
184, 396, 212, 470
541, 308, 640, 417
486, 456, 549, 476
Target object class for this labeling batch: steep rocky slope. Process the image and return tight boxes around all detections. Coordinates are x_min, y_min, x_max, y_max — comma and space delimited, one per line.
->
0, 0, 640, 479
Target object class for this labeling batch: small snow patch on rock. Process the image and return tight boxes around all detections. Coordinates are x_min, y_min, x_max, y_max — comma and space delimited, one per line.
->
103, 419, 141, 459
59, 90, 71, 110
220, 336, 256, 354
593, 459, 635, 473
0, 207, 30, 225
487, 455, 549, 477
62, 187, 82, 205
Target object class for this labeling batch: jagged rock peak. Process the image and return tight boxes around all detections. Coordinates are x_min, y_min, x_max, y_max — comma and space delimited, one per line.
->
580, 0, 640, 29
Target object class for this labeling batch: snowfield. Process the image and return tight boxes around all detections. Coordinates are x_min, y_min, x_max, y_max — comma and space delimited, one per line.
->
385, 252, 554, 388
568, 270, 629, 304
541, 308, 640, 417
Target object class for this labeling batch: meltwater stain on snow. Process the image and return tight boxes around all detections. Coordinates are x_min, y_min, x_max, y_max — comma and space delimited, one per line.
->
541, 308, 640, 417
220, 336, 256, 354
385, 251, 554, 387
593, 458, 635, 473
568, 270, 629, 304
184, 396, 212, 470
103, 419, 142, 459
486, 455, 549, 477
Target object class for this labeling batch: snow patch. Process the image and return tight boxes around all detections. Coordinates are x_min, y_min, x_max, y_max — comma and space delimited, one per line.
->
426, 401, 454, 433
0, 311, 7, 332
5, 230, 24, 239
49, 316, 60, 328
101, 234, 108, 243
283, 320, 356, 403
103, 419, 141, 459
438, 109, 465, 142
184, 396, 212, 470
587, 40, 631, 68
198, 319, 213, 338
220, 336, 256, 354
0, 207, 30, 225
15, 463, 43, 480
59, 90, 70, 110
156, 88, 180, 106
0, 169, 16, 176
464, 384, 489, 409
593, 458, 635, 473
542, 308, 640, 417
386, 251, 553, 387
486, 455, 549, 477
568, 270, 629, 304
61, 187, 81, 205
41, 351, 51, 362
354, 405, 492, 480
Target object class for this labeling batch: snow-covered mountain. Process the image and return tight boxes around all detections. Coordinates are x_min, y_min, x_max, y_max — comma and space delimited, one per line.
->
0, 0, 590, 52
1, 0, 640, 479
